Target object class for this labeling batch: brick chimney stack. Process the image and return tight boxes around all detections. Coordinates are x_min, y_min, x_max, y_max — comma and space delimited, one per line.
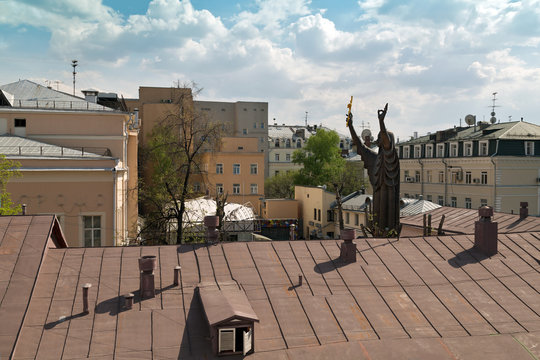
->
339, 229, 357, 262
520, 202, 528, 219
474, 206, 498, 256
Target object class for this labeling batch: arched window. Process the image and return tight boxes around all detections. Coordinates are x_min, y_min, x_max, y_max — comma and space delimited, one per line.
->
286, 139, 291, 148
274, 138, 280, 147
296, 139, 301, 148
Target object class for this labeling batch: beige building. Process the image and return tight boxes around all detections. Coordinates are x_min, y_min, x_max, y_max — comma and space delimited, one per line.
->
262, 199, 299, 219
199, 137, 265, 215
0, 80, 138, 246
294, 185, 336, 239
399, 121, 540, 216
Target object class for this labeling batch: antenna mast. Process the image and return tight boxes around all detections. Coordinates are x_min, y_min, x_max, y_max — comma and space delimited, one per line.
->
489, 92, 498, 124
71, 60, 78, 96
305, 111, 308, 127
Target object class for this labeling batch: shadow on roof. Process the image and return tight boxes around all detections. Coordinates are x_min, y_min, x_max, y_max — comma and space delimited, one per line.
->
447, 247, 489, 268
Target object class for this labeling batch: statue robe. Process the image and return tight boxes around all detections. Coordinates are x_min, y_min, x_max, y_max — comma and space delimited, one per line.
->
356, 132, 400, 234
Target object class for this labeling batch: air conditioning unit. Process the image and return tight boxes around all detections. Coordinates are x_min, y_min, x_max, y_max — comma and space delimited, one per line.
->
405, 176, 414, 183
473, 178, 480, 183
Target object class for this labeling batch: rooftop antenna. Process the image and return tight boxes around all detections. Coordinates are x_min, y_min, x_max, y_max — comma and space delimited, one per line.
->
54, 80, 61, 91
508, 115, 512, 122
71, 60, 78, 96
489, 91, 499, 124
305, 111, 308, 126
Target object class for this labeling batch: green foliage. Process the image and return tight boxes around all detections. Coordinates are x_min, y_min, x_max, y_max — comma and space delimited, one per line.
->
292, 129, 345, 187
328, 161, 368, 195
0, 155, 22, 215
264, 171, 297, 199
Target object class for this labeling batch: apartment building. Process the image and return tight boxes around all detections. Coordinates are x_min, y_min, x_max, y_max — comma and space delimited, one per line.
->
398, 120, 540, 215
0, 80, 138, 246
268, 123, 353, 177
199, 137, 265, 214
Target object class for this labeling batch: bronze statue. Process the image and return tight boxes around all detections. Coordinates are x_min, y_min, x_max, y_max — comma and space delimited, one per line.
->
347, 102, 400, 237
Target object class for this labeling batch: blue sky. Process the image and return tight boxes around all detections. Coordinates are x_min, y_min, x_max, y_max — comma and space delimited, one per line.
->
1, 0, 539, 139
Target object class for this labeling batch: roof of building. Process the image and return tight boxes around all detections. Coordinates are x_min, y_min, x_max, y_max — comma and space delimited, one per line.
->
0, 215, 66, 358
199, 284, 259, 327
0, 80, 118, 112
401, 206, 540, 234
399, 121, 540, 145
331, 191, 371, 211
6, 233, 539, 359
0, 135, 113, 159
400, 199, 442, 217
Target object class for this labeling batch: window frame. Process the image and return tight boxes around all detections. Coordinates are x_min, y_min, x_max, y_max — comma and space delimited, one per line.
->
479, 140, 489, 156
414, 145, 422, 158
233, 183, 241, 194
216, 163, 223, 174
426, 144, 433, 158
525, 141, 534, 156
250, 164, 258, 175
436, 144, 445, 157
250, 183, 258, 194
464, 141, 473, 156
403, 146, 410, 159
481, 171, 488, 185
233, 163, 240, 175
80, 213, 104, 247
449, 142, 458, 157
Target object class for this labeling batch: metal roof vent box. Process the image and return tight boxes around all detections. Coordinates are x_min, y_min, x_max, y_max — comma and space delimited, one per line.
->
197, 284, 259, 356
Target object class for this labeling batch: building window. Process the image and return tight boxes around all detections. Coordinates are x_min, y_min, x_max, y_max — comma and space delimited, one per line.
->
286, 153, 291, 162
426, 144, 433, 158
354, 214, 359, 226
427, 195, 432, 202
83, 215, 101, 247
193, 183, 201, 192
414, 145, 421, 158
525, 141, 534, 156
426, 170, 432, 183
275, 153, 280, 161
314, 208, 317, 220
250, 164, 258, 174
481, 199, 488, 207
479, 141, 488, 156
415, 171, 421, 183
243, 128, 248, 135
216, 163, 223, 174
14, 118, 26, 127
318, 209, 321, 221
216, 184, 223, 194
465, 198, 472, 209
250, 184, 258, 194
438, 196, 444, 206
233, 164, 240, 174
261, 122, 265, 129
296, 139, 301, 148
437, 144, 445, 157
286, 139, 291, 148
253, 122, 257, 128
346, 212, 350, 224
451, 197, 457, 207
464, 142, 473, 156
481, 171, 488, 184
275, 139, 280, 147
233, 184, 240, 194
404, 170, 410, 182
450, 143, 458, 157
465, 171, 472, 184
403, 146, 410, 158
439, 171, 444, 183
275, 170, 279, 176
327, 210, 334, 222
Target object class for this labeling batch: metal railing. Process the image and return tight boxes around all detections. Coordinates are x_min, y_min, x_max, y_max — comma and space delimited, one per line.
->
0, 145, 112, 157
9, 99, 119, 112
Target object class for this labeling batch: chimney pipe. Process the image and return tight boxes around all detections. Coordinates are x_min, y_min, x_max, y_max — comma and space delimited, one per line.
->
339, 228, 357, 262
174, 265, 181, 286
82, 283, 92, 314
139, 256, 156, 299
474, 206, 498, 256
124, 293, 134, 310
520, 202, 528, 219
22, 204, 26, 215
298, 275, 303, 286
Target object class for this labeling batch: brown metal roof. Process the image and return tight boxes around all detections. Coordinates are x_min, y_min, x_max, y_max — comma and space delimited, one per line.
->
401, 206, 540, 234
198, 284, 259, 326
8, 232, 540, 359
0, 215, 66, 359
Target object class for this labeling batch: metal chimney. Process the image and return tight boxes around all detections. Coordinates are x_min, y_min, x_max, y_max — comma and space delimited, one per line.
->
138, 256, 157, 299
474, 207, 498, 256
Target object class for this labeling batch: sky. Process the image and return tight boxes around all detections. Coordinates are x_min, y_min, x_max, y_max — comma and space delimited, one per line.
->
1, 0, 539, 140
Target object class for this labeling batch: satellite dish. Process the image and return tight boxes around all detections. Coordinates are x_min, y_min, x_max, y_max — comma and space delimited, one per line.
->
361, 129, 372, 139
465, 114, 476, 126
490, 116, 497, 124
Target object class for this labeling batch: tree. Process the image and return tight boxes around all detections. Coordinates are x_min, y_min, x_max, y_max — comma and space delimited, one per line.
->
0, 155, 22, 215
264, 171, 297, 199
292, 128, 345, 187
139, 85, 222, 244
